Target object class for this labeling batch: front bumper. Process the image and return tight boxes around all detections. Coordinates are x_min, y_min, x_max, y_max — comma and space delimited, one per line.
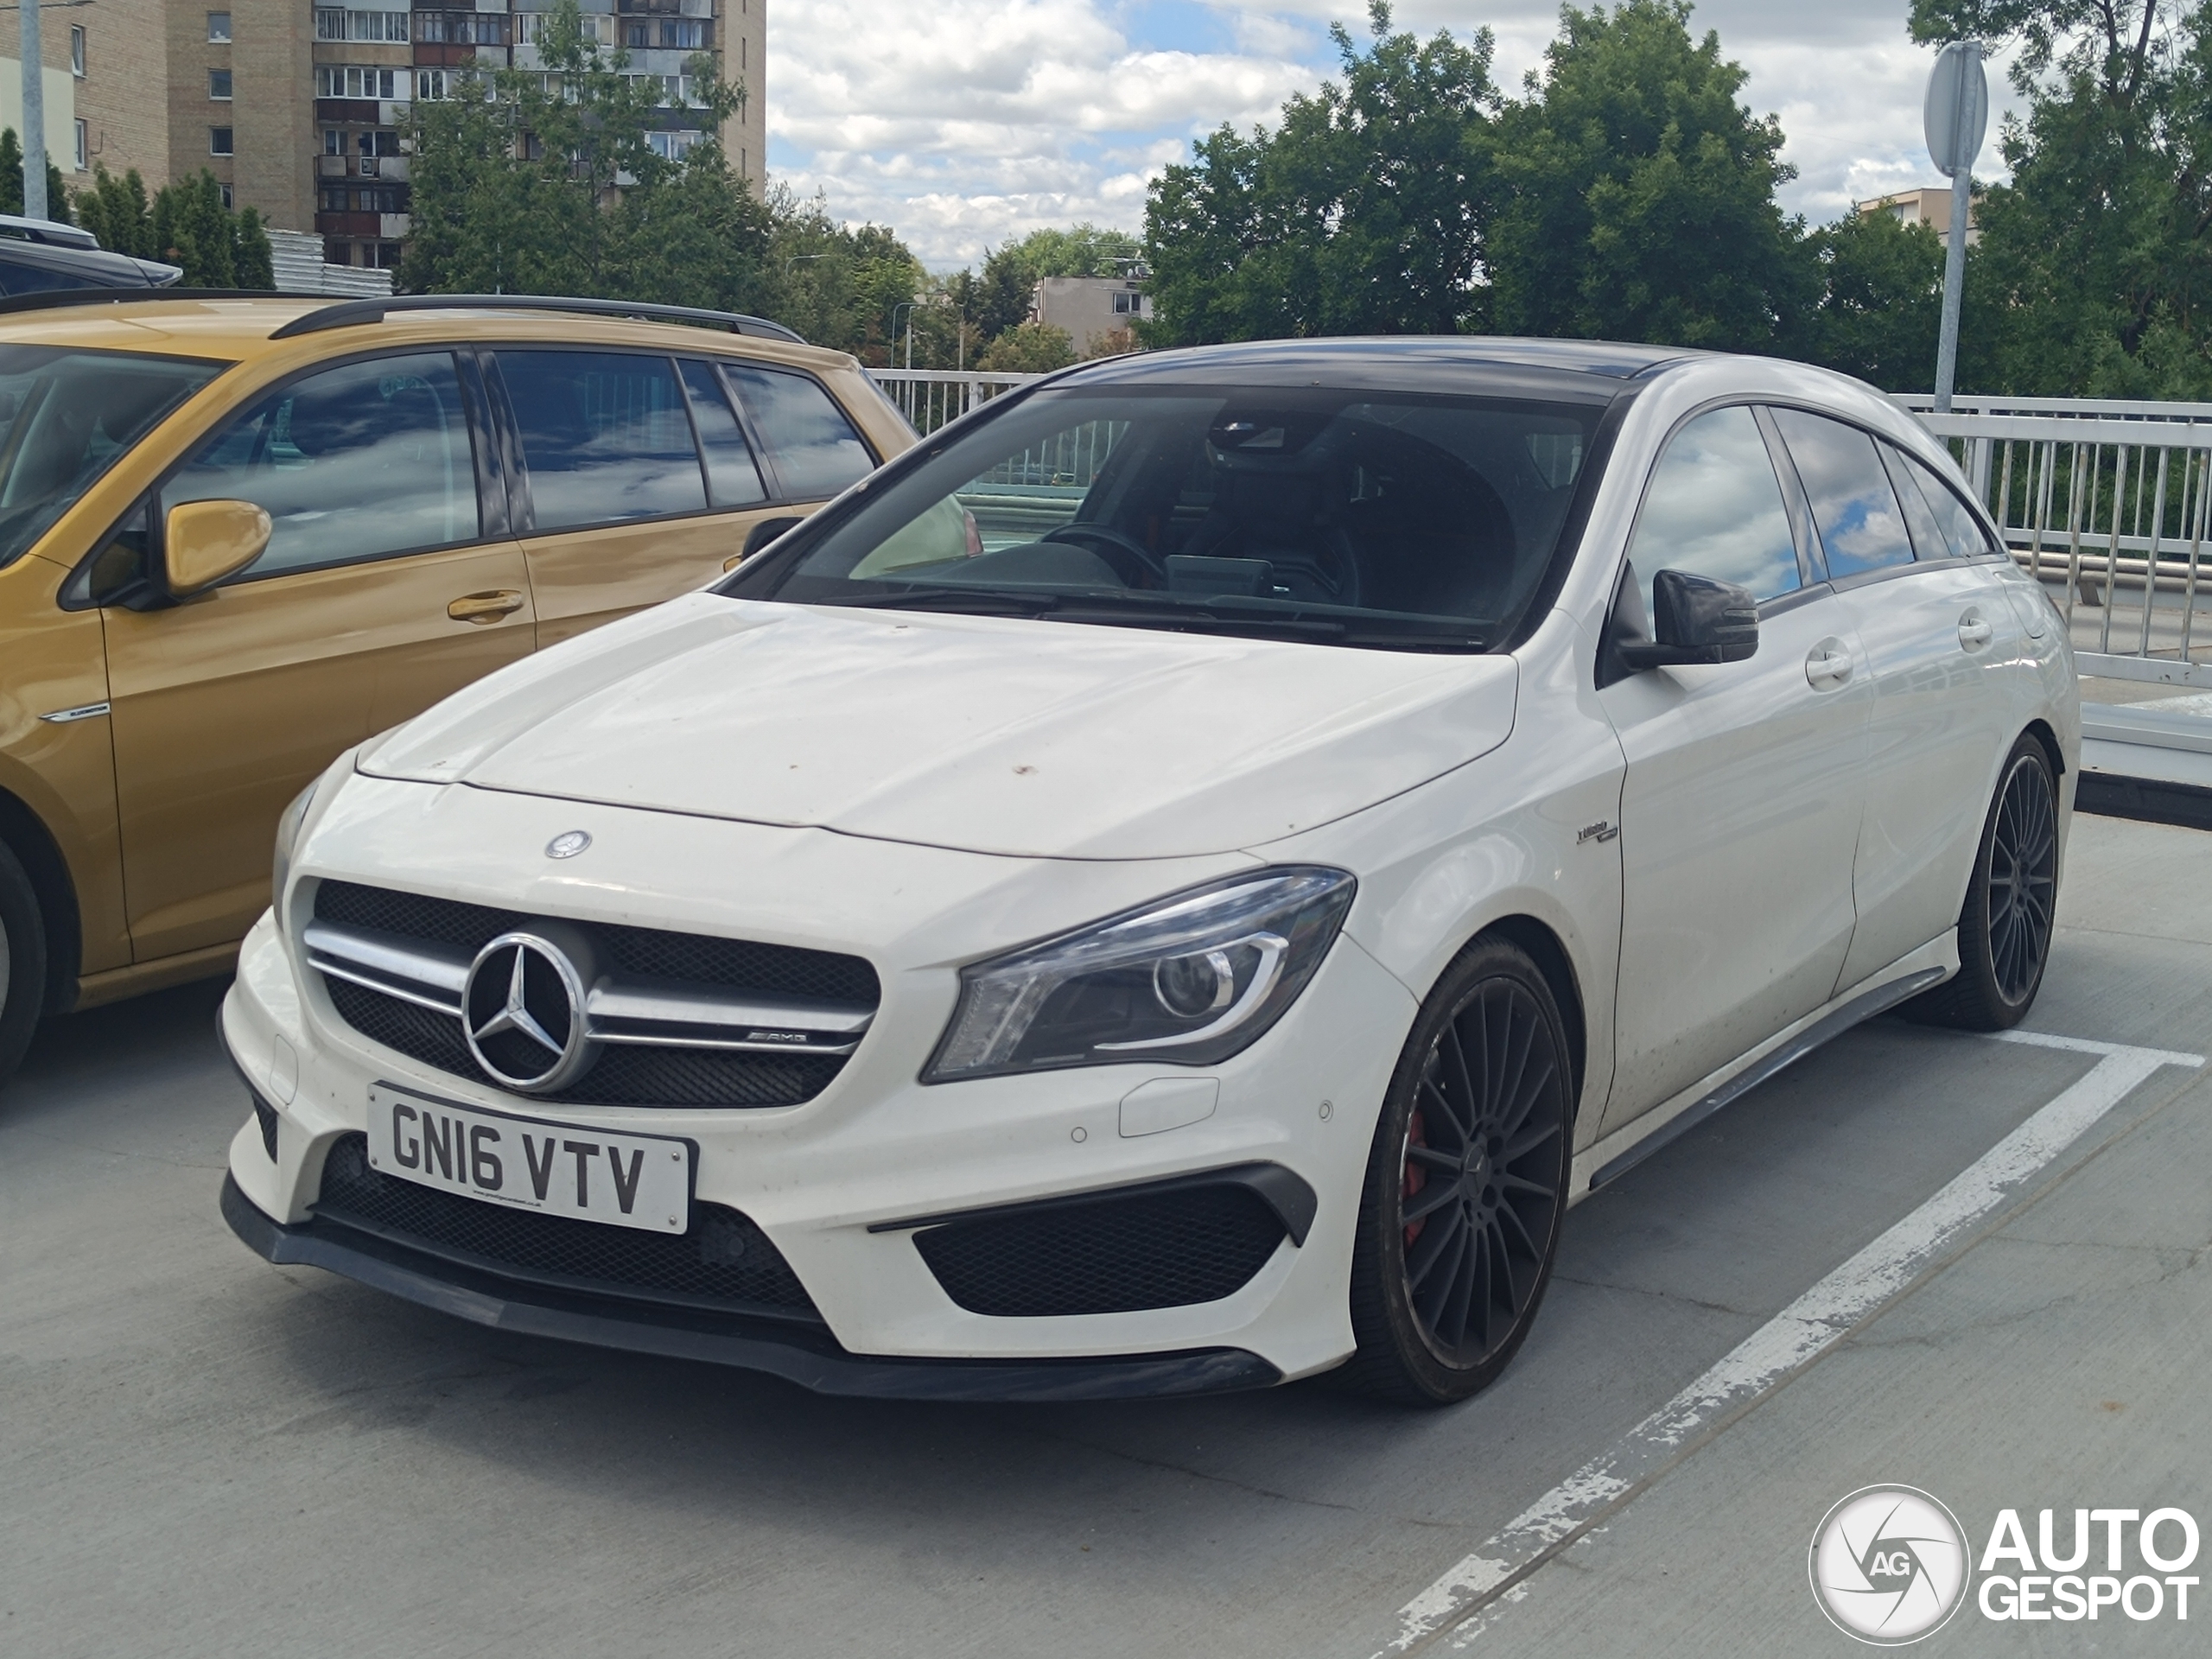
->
219, 791, 1418, 1390
219, 1173, 1279, 1402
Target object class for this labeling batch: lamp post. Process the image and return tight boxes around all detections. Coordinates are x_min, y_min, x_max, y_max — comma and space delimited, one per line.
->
889, 302, 920, 369
1924, 40, 1988, 413
19, 0, 44, 219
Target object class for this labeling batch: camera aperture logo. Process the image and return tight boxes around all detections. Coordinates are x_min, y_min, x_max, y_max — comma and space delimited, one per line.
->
1810, 1486, 1971, 1645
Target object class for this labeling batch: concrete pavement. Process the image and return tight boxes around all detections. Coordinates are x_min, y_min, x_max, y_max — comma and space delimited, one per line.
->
1, 812, 2205, 1657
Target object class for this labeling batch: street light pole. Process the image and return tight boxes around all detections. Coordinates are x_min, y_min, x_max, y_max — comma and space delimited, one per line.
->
20, 0, 45, 220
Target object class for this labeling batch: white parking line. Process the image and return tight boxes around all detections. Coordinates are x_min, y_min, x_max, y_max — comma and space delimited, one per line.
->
1372, 1031, 2205, 1656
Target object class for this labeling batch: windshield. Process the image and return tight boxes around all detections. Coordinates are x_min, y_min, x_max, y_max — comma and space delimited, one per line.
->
0, 345, 223, 570
721, 383, 1608, 651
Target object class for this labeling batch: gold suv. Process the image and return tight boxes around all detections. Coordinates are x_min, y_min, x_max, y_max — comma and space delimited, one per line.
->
0, 292, 912, 1084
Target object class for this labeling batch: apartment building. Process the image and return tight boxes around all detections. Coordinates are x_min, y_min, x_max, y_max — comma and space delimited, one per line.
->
143, 0, 763, 271
1857, 186, 1980, 248
0, 5, 90, 181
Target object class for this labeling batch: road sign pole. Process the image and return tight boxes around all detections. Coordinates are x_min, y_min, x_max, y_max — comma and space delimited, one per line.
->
21, 0, 47, 220
1926, 41, 1986, 413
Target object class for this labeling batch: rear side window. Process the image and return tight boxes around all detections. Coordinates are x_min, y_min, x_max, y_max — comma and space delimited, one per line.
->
1628, 405, 1801, 605
0, 254, 100, 296
496, 350, 708, 532
1770, 409, 1914, 578
0, 344, 218, 570
722, 365, 873, 500
677, 359, 767, 508
168, 351, 478, 576
1898, 449, 1994, 561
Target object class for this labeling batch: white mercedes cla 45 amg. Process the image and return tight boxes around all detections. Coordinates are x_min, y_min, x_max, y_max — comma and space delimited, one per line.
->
220, 339, 2077, 1404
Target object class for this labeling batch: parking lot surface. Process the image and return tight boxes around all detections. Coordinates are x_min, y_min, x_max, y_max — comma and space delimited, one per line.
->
3, 813, 2207, 1657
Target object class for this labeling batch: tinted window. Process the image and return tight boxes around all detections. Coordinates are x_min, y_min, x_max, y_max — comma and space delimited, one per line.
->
723, 365, 872, 499
497, 350, 707, 531
1878, 443, 1952, 562
1771, 409, 1915, 578
1901, 449, 1994, 560
725, 385, 1603, 652
0, 345, 218, 570
0, 254, 99, 296
168, 352, 478, 576
678, 359, 766, 508
1628, 406, 1801, 605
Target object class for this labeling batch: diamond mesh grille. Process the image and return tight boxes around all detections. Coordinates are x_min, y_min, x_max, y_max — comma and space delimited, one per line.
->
912, 1184, 1287, 1318
312, 881, 873, 1109
315, 1132, 821, 1319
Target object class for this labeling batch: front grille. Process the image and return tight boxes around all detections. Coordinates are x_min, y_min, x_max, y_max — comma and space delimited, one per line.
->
316, 881, 880, 1004
313, 880, 874, 1109
315, 1133, 821, 1321
913, 1183, 1288, 1318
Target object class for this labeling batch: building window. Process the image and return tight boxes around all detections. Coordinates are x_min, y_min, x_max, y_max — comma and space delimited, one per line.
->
209, 69, 233, 99
318, 9, 408, 42
207, 11, 231, 42
219, 184, 233, 209
211, 127, 234, 156
358, 130, 402, 157
372, 241, 404, 269
416, 68, 449, 101
73, 119, 88, 170
316, 66, 399, 99
70, 25, 86, 77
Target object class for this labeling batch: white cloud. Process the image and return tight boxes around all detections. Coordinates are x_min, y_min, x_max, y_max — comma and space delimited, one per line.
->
767, 1, 2031, 268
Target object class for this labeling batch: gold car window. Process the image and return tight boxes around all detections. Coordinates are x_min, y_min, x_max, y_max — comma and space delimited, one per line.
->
493, 350, 708, 532
168, 351, 479, 578
0, 345, 220, 571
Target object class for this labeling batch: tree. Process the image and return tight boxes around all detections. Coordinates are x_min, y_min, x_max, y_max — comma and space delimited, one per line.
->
1800, 209, 1948, 390
1143, 2, 1498, 343
977, 321, 1077, 372
401, 1, 767, 308
1487, 1, 1811, 350
1907, 2, 2212, 396
69, 165, 271, 286
0, 130, 71, 224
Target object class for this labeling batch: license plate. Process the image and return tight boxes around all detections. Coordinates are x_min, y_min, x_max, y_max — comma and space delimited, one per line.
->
365, 1085, 691, 1234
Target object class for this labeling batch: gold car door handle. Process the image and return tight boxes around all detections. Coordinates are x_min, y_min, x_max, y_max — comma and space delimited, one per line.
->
447, 589, 526, 625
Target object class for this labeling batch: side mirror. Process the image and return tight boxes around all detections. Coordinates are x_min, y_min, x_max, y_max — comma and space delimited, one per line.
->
726, 515, 806, 571
1618, 568, 1759, 670
164, 499, 271, 597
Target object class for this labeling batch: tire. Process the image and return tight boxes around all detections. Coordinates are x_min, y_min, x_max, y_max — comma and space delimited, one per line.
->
0, 837, 48, 1091
1341, 938, 1574, 1404
1902, 734, 2059, 1032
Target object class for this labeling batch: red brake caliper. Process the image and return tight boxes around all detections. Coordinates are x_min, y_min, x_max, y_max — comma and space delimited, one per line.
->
1403, 1109, 1429, 1248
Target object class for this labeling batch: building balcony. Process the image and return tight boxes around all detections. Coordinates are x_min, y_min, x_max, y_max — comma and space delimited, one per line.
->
317, 155, 410, 181
315, 211, 383, 237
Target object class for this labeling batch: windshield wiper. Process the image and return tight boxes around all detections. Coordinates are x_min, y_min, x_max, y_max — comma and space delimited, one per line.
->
810, 583, 1483, 650
812, 585, 1059, 617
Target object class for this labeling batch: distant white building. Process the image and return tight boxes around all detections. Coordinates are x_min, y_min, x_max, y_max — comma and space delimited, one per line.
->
1034, 275, 1150, 355
1857, 187, 1980, 247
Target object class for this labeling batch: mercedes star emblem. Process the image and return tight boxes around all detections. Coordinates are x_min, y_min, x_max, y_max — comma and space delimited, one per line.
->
545, 830, 592, 860
462, 929, 600, 1091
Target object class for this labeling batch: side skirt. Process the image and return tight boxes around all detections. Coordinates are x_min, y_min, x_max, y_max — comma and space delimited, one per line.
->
1568, 931, 1960, 1202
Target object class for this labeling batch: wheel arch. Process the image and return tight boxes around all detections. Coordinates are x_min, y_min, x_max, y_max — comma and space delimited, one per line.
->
1463, 913, 1588, 1123
0, 785, 83, 1017
2022, 716, 2065, 779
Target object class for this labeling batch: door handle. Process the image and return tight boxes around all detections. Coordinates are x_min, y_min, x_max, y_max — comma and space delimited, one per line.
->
1804, 638, 1853, 690
448, 589, 526, 625
1958, 608, 1994, 651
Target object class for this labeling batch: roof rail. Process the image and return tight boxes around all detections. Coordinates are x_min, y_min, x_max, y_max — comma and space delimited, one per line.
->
268, 293, 806, 344
0, 213, 101, 251
0, 287, 289, 321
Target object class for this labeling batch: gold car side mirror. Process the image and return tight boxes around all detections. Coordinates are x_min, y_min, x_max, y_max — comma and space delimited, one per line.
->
164, 499, 272, 597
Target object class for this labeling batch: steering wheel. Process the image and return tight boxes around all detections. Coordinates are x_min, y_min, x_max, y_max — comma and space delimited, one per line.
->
1041, 523, 1166, 587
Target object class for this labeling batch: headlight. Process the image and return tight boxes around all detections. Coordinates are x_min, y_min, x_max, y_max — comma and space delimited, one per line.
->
923, 868, 1356, 1082
271, 779, 317, 911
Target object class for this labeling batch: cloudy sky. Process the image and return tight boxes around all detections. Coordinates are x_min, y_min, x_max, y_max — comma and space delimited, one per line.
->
764, 1, 2026, 269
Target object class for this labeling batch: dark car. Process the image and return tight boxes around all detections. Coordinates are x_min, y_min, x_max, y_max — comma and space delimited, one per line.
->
0, 214, 181, 295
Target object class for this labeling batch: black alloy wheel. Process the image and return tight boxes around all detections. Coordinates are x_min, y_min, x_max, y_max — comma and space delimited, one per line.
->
1904, 734, 2060, 1031
0, 837, 48, 1091
1344, 938, 1573, 1403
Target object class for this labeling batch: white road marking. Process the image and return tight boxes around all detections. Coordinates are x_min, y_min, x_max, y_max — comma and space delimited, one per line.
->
1373, 1033, 2204, 1656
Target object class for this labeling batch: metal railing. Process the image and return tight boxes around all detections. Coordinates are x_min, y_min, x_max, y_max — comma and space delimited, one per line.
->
868, 368, 1043, 435
1911, 403, 2212, 687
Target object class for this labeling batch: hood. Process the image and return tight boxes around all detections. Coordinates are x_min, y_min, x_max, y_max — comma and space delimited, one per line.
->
359, 594, 1518, 860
